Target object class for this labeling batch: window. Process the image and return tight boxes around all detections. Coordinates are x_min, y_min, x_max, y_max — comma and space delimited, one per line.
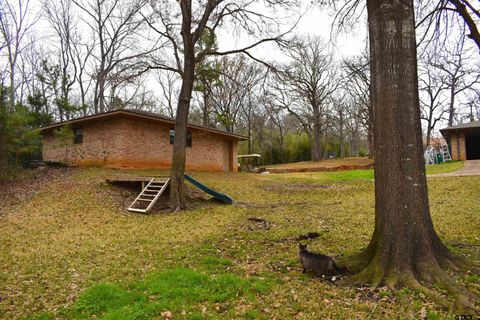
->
169, 129, 192, 147
187, 131, 192, 147
74, 128, 83, 144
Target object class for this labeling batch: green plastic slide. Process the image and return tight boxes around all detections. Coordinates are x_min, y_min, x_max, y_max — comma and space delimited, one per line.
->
184, 175, 233, 204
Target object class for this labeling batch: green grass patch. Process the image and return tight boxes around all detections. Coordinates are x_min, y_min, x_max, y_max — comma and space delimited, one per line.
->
465, 274, 480, 283
425, 160, 464, 174
56, 268, 271, 320
199, 256, 233, 268
322, 169, 374, 181
306, 161, 464, 182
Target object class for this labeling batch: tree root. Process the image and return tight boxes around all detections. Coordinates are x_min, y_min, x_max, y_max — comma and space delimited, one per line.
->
341, 248, 480, 314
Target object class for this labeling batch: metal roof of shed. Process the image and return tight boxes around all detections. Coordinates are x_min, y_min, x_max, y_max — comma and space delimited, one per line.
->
440, 120, 480, 132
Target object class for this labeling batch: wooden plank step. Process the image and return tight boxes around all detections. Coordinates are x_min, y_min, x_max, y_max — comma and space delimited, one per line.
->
128, 178, 170, 213
106, 175, 169, 183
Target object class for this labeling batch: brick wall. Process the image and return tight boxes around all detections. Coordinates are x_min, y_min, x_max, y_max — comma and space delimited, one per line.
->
42, 117, 239, 172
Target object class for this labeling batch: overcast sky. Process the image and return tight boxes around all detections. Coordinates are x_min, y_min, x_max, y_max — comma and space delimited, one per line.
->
215, 1, 368, 61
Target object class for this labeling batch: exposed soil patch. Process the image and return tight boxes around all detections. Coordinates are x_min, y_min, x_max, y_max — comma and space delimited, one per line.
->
102, 181, 218, 214
275, 231, 327, 244
247, 217, 271, 230
0, 168, 73, 215
264, 158, 374, 173
258, 183, 338, 192
296, 232, 321, 240
267, 164, 374, 173
235, 200, 310, 209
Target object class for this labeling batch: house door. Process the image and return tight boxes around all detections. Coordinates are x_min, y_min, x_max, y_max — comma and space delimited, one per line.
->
465, 134, 480, 160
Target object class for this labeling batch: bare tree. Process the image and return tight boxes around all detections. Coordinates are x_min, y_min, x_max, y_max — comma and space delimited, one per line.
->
344, 102, 363, 157
144, 0, 295, 210
431, 34, 480, 127
71, 35, 94, 116
418, 52, 449, 147
332, 96, 349, 158
210, 56, 264, 133
193, 30, 221, 127
462, 89, 480, 121
271, 36, 340, 161
73, 0, 151, 113
157, 70, 180, 118
45, 0, 79, 120
418, 0, 480, 53
265, 101, 303, 162
343, 52, 374, 158
0, 0, 38, 111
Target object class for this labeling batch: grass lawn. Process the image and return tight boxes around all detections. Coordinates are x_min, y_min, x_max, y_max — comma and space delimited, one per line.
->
426, 160, 465, 175
0, 163, 478, 319
270, 161, 465, 182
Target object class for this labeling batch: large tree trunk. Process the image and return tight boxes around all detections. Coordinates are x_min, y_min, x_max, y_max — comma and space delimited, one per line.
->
98, 73, 106, 113
339, 111, 345, 158
312, 105, 322, 161
349, 0, 475, 311
247, 120, 252, 154
202, 90, 209, 127
367, 124, 374, 159
9, 69, 15, 112
448, 85, 455, 127
308, 132, 314, 161
426, 115, 433, 149
169, 2, 195, 211
170, 66, 194, 210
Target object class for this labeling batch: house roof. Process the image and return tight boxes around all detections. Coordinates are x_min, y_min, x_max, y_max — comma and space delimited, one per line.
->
440, 120, 480, 133
38, 109, 248, 140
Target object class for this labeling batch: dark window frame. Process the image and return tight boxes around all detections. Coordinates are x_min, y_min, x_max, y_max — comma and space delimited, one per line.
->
74, 128, 83, 144
169, 129, 192, 147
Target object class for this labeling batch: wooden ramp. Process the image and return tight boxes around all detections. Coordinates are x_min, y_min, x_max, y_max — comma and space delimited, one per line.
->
128, 178, 169, 213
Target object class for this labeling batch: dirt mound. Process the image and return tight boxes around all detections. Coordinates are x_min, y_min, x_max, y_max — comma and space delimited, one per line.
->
104, 182, 216, 214
267, 163, 374, 173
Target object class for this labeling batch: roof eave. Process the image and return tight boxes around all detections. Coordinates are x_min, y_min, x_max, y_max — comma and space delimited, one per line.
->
38, 110, 249, 141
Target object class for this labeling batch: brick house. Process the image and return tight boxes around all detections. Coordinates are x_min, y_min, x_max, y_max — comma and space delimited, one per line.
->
440, 120, 480, 160
38, 110, 248, 172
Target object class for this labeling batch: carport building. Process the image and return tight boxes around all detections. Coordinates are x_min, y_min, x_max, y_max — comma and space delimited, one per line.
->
440, 120, 480, 160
